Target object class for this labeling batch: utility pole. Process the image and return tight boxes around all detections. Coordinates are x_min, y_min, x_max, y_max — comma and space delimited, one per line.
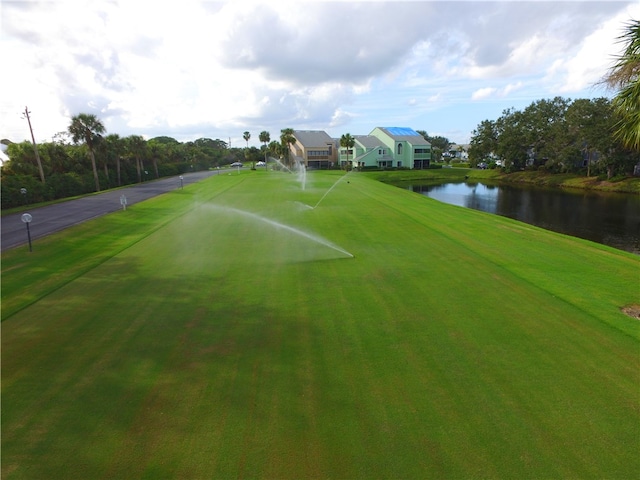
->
23, 106, 46, 184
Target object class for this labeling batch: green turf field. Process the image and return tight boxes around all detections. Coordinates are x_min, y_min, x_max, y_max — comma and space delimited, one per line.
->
2, 169, 639, 479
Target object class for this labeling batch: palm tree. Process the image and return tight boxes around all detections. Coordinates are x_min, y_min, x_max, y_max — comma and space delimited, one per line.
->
68, 113, 105, 191
280, 128, 295, 166
104, 134, 124, 187
147, 140, 162, 179
242, 131, 251, 165
268, 140, 282, 162
340, 133, 355, 170
604, 19, 640, 150
259, 131, 270, 169
125, 135, 147, 183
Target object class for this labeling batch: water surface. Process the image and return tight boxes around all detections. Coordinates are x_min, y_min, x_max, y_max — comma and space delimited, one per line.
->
405, 181, 640, 255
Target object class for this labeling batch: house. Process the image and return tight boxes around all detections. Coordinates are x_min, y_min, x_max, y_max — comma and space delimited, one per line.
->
289, 127, 432, 170
290, 130, 338, 169
338, 127, 432, 169
448, 144, 470, 160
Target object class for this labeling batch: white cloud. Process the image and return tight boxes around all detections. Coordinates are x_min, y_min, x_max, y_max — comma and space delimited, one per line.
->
472, 87, 498, 101
548, 2, 640, 93
471, 82, 524, 100
1, 1, 636, 147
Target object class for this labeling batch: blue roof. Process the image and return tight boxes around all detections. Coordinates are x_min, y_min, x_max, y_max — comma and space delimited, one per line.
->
384, 127, 420, 136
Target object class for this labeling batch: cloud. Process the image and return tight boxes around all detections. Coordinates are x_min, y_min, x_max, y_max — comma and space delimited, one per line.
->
1, 0, 636, 147
214, 2, 436, 85
471, 81, 524, 100
548, 2, 640, 93
471, 87, 498, 101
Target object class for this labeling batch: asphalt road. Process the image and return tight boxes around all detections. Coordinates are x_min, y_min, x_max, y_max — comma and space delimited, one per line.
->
1, 170, 221, 252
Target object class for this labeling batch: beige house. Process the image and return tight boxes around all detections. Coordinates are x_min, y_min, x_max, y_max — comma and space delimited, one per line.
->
290, 131, 338, 169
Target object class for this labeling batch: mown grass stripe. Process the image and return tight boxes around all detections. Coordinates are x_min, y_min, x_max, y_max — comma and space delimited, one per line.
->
2, 170, 638, 479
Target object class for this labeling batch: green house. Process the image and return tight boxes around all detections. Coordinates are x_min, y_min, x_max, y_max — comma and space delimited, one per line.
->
339, 127, 432, 169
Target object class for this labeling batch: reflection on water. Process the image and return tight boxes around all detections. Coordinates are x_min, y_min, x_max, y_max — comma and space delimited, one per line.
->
408, 182, 640, 255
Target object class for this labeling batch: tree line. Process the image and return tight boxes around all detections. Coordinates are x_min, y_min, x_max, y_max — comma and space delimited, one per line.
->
467, 96, 639, 177
1, 114, 300, 209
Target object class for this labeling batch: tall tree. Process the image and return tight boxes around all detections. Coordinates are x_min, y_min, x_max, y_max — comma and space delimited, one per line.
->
522, 97, 570, 165
68, 113, 105, 192
340, 133, 355, 169
494, 108, 528, 172
104, 134, 124, 186
259, 131, 270, 170
280, 128, 295, 166
268, 140, 282, 161
242, 131, 251, 165
125, 135, 147, 183
604, 20, 640, 150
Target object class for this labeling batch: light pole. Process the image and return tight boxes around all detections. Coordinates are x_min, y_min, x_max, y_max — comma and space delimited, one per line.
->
20, 187, 27, 204
21, 213, 33, 252
179, 175, 184, 189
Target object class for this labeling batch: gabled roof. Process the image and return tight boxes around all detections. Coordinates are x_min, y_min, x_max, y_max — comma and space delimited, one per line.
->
450, 144, 470, 151
374, 127, 431, 145
354, 135, 381, 148
293, 130, 334, 147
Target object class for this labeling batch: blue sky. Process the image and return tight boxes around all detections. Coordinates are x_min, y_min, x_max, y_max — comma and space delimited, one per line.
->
2, 0, 638, 150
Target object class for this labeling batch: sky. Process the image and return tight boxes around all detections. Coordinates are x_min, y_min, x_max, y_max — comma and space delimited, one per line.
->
1, 0, 639, 151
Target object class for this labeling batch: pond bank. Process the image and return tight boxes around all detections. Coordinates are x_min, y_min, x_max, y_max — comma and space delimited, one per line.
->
366, 168, 640, 194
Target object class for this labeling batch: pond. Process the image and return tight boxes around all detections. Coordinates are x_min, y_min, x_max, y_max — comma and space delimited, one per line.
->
402, 181, 640, 255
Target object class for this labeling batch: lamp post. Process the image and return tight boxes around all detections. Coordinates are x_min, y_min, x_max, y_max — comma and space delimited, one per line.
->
21, 213, 33, 252
179, 175, 184, 189
20, 187, 27, 204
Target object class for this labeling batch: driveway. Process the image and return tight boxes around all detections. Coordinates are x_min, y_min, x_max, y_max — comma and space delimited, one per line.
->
2, 170, 220, 252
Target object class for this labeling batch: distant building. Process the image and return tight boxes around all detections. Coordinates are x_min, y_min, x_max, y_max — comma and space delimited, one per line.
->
289, 127, 432, 169
338, 127, 432, 169
448, 144, 470, 160
289, 130, 337, 169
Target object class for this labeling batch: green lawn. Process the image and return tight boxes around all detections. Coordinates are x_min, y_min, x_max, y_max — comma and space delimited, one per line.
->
2, 169, 639, 479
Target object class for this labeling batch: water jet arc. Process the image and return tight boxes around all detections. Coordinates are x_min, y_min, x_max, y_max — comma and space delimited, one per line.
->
211, 205, 353, 258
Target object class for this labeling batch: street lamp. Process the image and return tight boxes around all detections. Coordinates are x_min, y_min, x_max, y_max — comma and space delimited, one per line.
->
21, 213, 33, 252
179, 175, 184, 189
20, 187, 27, 204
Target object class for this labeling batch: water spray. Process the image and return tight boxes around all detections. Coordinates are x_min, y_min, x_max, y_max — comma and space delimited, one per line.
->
312, 171, 351, 209
269, 157, 293, 173
209, 205, 353, 258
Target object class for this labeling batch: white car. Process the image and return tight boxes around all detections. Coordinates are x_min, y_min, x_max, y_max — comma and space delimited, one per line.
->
255, 161, 266, 167
229, 162, 243, 168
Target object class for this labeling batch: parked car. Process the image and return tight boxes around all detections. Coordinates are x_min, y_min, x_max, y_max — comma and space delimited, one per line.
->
230, 162, 243, 168
255, 161, 266, 167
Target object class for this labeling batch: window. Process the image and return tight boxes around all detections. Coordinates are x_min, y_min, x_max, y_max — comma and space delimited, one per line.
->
378, 149, 386, 155
309, 150, 329, 156
307, 150, 330, 158
397, 143, 403, 155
